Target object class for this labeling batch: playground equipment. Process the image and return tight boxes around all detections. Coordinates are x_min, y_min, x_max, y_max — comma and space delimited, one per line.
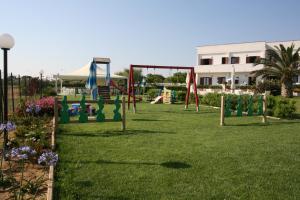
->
150, 96, 163, 104
54, 95, 126, 131
127, 64, 199, 112
110, 79, 143, 101
162, 88, 175, 104
220, 95, 267, 126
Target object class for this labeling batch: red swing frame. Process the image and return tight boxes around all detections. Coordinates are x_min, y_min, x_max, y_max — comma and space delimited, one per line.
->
127, 64, 199, 112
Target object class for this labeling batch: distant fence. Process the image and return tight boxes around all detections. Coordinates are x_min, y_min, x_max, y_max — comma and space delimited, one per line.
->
0, 71, 50, 119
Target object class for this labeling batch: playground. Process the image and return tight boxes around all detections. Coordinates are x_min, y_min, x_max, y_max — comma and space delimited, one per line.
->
54, 102, 300, 199
51, 61, 300, 199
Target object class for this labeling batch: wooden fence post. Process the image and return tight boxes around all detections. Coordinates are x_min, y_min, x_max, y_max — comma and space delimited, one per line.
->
220, 95, 225, 126
122, 96, 126, 131
262, 94, 267, 123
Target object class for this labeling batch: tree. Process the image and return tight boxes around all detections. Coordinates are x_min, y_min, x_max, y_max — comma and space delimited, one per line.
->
252, 44, 300, 98
145, 74, 165, 84
164, 72, 187, 84
115, 68, 143, 84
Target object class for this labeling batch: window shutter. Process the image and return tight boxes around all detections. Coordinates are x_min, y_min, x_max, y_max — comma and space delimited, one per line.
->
246, 57, 249, 63
200, 78, 204, 85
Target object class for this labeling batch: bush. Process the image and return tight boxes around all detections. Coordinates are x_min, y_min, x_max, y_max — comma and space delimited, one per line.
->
146, 89, 161, 100
165, 86, 187, 91
200, 92, 296, 118
177, 91, 187, 101
43, 87, 57, 96
197, 85, 222, 89
235, 85, 256, 90
255, 80, 281, 96
36, 97, 55, 116
16, 97, 56, 117
273, 98, 296, 118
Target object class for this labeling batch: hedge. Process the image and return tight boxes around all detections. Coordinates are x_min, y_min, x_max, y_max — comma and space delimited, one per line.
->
200, 93, 296, 118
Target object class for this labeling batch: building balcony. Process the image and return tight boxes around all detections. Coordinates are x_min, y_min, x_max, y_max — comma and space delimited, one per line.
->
194, 64, 264, 74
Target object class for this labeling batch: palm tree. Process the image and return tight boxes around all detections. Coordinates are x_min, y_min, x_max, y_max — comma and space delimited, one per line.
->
252, 44, 300, 97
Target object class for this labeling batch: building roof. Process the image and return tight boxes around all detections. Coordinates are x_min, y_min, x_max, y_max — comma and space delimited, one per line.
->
196, 39, 300, 48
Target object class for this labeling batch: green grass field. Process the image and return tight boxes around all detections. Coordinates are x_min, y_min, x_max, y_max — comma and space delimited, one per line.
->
54, 103, 300, 199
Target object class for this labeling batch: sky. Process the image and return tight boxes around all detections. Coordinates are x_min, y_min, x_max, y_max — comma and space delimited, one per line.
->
0, 0, 300, 77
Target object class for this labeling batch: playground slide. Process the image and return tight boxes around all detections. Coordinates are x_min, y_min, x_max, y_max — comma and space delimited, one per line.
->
150, 96, 163, 104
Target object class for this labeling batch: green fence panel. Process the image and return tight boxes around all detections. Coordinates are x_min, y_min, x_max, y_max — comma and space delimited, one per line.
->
96, 96, 105, 122
236, 95, 243, 117
79, 95, 88, 123
247, 96, 253, 116
60, 96, 70, 124
225, 96, 231, 117
113, 95, 122, 121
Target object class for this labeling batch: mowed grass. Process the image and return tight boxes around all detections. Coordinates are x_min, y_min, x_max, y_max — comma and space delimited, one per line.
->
54, 103, 300, 200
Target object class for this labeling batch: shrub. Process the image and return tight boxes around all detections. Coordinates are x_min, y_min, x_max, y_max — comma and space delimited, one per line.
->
197, 85, 222, 89
200, 92, 296, 118
177, 91, 187, 101
43, 87, 57, 96
201, 93, 222, 107
165, 86, 187, 91
36, 97, 55, 116
255, 80, 281, 96
273, 98, 296, 118
146, 89, 161, 100
235, 85, 256, 90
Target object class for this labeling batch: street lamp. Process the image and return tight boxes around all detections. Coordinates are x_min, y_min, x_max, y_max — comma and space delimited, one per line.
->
0, 33, 15, 153
40, 69, 44, 98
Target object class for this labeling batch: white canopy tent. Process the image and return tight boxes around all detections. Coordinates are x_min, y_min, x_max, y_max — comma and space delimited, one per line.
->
53, 62, 126, 94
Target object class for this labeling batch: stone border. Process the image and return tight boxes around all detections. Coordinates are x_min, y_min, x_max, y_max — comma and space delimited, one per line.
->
46, 117, 56, 200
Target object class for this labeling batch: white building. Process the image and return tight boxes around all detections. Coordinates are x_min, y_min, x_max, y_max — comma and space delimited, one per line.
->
195, 40, 300, 86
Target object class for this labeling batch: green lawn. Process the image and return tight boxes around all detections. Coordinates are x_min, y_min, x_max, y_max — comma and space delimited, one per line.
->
54, 103, 300, 200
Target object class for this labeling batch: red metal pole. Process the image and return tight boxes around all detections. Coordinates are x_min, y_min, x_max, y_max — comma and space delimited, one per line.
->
192, 69, 199, 112
185, 71, 192, 109
127, 66, 132, 109
132, 69, 136, 113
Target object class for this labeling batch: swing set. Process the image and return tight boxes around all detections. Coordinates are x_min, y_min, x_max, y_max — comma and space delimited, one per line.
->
127, 64, 199, 112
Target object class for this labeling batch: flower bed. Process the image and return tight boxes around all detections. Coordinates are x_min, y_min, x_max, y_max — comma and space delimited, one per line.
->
0, 98, 57, 200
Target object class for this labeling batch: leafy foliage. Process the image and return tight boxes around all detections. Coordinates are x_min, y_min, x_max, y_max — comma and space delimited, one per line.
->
253, 44, 300, 97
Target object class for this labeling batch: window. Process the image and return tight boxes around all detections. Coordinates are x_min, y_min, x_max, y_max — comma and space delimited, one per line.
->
200, 77, 212, 85
235, 77, 239, 84
293, 76, 299, 83
200, 58, 213, 65
217, 77, 226, 84
231, 57, 240, 64
248, 77, 256, 85
222, 57, 229, 64
246, 56, 260, 63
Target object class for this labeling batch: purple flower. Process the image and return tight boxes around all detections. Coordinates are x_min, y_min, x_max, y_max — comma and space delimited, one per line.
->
26, 104, 41, 115
10, 146, 36, 160
35, 105, 41, 113
38, 151, 58, 166
0, 121, 16, 132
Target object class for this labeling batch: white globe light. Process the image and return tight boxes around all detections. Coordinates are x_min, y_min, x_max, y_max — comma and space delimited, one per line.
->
0, 33, 15, 49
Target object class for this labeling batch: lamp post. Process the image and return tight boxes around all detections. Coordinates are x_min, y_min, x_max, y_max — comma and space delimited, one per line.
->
0, 33, 15, 153
40, 69, 44, 98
